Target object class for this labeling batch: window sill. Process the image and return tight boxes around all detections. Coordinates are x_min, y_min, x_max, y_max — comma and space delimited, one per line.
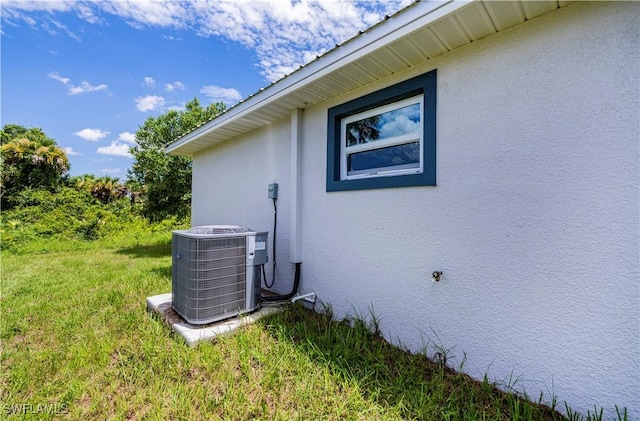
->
327, 171, 435, 192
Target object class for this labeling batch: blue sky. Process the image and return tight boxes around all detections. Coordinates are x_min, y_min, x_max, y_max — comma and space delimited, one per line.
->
1, 0, 408, 178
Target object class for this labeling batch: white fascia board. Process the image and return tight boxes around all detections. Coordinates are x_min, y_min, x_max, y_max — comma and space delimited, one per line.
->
166, 0, 471, 156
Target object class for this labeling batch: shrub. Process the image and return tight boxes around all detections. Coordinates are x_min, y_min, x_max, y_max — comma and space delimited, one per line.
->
0, 185, 185, 253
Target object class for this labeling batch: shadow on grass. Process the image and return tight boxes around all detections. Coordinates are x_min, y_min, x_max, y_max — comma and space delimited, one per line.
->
151, 266, 172, 279
258, 304, 563, 421
116, 243, 172, 258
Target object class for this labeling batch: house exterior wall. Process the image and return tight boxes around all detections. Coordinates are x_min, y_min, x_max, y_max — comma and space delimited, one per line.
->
192, 1, 639, 417
192, 118, 296, 294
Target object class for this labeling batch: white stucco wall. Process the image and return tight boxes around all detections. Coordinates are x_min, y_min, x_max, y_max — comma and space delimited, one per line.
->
192, 2, 639, 417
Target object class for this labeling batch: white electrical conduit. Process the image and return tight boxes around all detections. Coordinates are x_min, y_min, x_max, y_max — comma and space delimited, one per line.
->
291, 292, 316, 304
290, 109, 303, 264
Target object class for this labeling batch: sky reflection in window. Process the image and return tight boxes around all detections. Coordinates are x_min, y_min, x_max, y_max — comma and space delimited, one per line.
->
346, 103, 420, 146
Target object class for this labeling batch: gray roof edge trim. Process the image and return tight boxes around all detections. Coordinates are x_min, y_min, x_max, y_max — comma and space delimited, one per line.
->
166, 0, 469, 156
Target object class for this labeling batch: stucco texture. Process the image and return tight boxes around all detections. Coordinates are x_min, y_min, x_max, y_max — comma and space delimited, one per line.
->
192, 2, 639, 417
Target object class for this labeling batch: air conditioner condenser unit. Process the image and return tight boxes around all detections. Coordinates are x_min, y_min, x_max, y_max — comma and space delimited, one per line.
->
171, 225, 268, 325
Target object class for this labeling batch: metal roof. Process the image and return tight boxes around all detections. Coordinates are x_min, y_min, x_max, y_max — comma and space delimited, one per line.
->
167, 0, 570, 156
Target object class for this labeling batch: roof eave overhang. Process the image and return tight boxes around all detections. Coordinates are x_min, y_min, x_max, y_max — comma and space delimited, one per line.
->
166, 0, 569, 156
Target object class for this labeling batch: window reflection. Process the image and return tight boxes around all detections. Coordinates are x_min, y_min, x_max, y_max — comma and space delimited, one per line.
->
348, 142, 420, 174
345, 103, 420, 146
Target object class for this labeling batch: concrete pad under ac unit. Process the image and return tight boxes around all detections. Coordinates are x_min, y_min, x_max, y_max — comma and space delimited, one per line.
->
146, 293, 280, 347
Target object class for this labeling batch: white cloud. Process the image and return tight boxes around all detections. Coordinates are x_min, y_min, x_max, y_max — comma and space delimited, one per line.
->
0, 1, 76, 13
68, 80, 108, 95
49, 18, 82, 42
379, 114, 420, 138
144, 76, 156, 88
1, 1, 75, 31
62, 146, 81, 156
23, 13, 82, 42
48, 71, 70, 84
165, 81, 185, 92
73, 128, 109, 141
118, 132, 137, 144
97, 141, 132, 157
99, 1, 189, 28
200, 85, 242, 106
135, 95, 165, 112
187, 1, 412, 81
48, 71, 108, 95
76, 4, 103, 25
12, 1, 411, 83
101, 168, 121, 174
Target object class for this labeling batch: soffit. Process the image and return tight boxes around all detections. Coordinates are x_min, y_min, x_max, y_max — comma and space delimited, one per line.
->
167, 0, 568, 156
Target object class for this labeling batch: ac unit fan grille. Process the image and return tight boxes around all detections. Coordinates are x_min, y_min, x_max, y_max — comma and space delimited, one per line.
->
172, 235, 247, 324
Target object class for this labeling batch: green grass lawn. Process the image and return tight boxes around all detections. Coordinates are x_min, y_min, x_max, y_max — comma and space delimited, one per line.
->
1, 234, 571, 420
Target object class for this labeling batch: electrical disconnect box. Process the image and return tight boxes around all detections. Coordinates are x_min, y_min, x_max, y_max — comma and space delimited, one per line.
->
268, 183, 278, 199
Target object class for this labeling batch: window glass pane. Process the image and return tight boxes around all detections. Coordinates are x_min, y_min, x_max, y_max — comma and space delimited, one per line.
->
347, 142, 420, 174
345, 103, 420, 147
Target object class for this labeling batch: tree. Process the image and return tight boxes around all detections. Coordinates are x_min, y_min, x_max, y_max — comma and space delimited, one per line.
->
346, 115, 381, 146
128, 98, 225, 221
91, 177, 128, 205
0, 124, 54, 146
68, 174, 128, 205
1, 125, 70, 208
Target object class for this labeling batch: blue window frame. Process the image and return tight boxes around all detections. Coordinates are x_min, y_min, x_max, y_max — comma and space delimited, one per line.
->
326, 70, 436, 192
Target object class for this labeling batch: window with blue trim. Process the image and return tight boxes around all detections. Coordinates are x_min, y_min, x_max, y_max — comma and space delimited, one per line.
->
327, 70, 436, 192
